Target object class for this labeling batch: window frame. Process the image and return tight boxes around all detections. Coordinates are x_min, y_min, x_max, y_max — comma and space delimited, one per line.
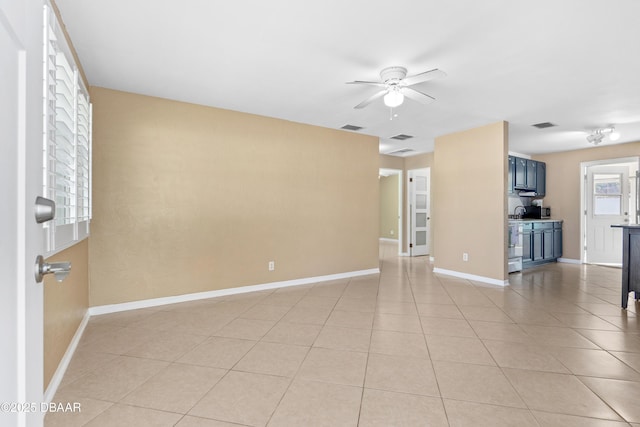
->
43, 3, 92, 255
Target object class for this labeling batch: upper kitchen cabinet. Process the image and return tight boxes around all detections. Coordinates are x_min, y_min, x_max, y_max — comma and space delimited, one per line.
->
536, 161, 546, 197
508, 156, 516, 194
515, 157, 536, 190
508, 155, 546, 197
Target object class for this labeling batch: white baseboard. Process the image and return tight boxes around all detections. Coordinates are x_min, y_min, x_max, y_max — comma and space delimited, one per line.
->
43, 310, 91, 403
558, 257, 581, 264
89, 268, 380, 316
433, 267, 509, 287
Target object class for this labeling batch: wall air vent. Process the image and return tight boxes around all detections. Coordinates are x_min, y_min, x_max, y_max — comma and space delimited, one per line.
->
390, 134, 414, 140
341, 124, 364, 131
532, 122, 556, 129
386, 148, 414, 156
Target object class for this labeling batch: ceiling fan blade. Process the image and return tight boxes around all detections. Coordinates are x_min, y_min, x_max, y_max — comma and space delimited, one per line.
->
401, 87, 435, 105
402, 68, 446, 87
354, 90, 387, 109
346, 80, 387, 87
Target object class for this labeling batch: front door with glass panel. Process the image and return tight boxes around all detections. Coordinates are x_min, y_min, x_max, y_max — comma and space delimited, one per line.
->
585, 165, 629, 265
409, 169, 430, 256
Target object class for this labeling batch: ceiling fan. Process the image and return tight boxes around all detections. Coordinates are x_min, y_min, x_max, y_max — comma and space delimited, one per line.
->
347, 66, 446, 109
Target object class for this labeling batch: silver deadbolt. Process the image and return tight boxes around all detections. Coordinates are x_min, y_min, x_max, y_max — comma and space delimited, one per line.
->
35, 196, 56, 223
35, 255, 71, 283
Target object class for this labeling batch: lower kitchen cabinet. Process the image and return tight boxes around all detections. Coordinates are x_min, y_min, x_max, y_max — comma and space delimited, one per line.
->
522, 220, 562, 269
553, 222, 563, 258
522, 223, 533, 263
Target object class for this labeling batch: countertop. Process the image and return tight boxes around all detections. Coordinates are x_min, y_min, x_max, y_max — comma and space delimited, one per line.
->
508, 218, 563, 223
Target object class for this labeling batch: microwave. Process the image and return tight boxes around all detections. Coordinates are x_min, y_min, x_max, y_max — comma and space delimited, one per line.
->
524, 206, 551, 219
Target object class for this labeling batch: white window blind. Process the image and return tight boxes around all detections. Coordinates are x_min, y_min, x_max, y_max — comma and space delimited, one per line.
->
43, 3, 92, 252
76, 92, 92, 226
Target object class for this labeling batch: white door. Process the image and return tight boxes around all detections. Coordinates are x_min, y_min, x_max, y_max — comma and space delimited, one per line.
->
1, 3, 46, 426
408, 168, 430, 256
585, 165, 629, 265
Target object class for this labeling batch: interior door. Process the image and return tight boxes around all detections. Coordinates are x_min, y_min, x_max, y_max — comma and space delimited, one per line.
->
585, 165, 629, 265
409, 168, 430, 256
0, 12, 22, 427
1, 3, 46, 426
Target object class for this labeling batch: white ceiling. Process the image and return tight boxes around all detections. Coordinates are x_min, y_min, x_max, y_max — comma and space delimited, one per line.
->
54, 0, 640, 157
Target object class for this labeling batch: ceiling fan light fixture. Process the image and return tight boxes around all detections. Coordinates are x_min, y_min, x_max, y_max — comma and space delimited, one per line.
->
586, 125, 621, 145
383, 88, 404, 108
609, 128, 621, 141
348, 66, 444, 109
586, 133, 604, 145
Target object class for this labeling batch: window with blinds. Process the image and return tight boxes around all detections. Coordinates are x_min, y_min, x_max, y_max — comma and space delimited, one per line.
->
43, 3, 92, 252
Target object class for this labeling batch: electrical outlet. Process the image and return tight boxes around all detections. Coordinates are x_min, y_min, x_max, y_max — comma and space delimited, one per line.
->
462, 253, 469, 262
268, 261, 275, 271
390, 230, 394, 235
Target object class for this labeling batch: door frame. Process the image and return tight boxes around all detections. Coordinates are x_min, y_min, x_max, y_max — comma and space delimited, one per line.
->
580, 156, 640, 264
379, 168, 404, 255
406, 168, 431, 256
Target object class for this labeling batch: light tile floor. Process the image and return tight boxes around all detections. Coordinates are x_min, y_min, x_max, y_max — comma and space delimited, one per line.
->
46, 241, 640, 426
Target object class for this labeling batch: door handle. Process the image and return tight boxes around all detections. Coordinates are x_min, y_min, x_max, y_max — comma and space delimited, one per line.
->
34, 255, 71, 283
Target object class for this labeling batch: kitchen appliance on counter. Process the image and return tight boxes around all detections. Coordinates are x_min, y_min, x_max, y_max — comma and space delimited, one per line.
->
508, 221, 523, 273
523, 206, 551, 219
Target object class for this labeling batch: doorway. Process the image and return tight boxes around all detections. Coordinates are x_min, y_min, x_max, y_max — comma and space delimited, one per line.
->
379, 169, 403, 255
407, 168, 431, 256
582, 158, 639, 265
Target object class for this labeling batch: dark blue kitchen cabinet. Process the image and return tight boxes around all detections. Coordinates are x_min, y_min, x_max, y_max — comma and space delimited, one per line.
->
509, 155, 546, 196
514, 157, 528, 190
536, 161, 546, 198
526, 160, 537, 190
553, 221, 562, 258
521, 222, 533, 263
521, 220, 562, 269
508, 156, 516, 194
532, 226, 545, 261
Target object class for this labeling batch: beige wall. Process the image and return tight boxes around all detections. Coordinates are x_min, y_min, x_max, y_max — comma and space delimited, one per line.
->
43, 239, 89, 389
379, 154, 403, 170
379, 174, 399, 239
534, 140, 640, 260
405, 153, 434, 171
433, 122, 508, 281
89, 87, 379, 307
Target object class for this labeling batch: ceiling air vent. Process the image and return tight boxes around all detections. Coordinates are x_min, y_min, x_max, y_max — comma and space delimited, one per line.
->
341, 124, 364, 131
390, 134, 414, 140
386, 148, 414, 156
532, 122, 556, 129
